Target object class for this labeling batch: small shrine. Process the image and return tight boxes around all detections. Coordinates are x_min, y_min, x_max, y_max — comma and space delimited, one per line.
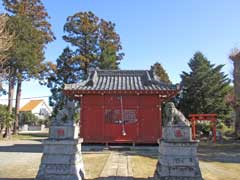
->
64, 69, 179, 143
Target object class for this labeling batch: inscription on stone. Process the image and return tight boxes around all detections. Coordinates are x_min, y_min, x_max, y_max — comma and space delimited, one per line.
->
175, 158, 184, 164
46, 164, 70, 173
57, 129, 65, 136
174, 129, 183, 137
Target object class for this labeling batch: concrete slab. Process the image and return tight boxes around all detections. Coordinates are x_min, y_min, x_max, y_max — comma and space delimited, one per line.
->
100, 152, 134, 179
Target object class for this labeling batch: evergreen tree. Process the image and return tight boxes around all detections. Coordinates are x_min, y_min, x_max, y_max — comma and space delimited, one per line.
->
46, 47, 79, 115
5, 15, 44, 134
98, 19, 124, 69
151, 62, 171, 83
47, 11, 124, 113
3, 0, 54, 43
179, 52, 231, 119
63, 11, 99, 77
63, 11, 124, 75
3, 0, 54, 134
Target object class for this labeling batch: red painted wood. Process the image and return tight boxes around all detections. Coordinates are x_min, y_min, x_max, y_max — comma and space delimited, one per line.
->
79, 94, 164, 143
139, 107, 160, 142
81, 107, 104, 142
103, 95, 139, 142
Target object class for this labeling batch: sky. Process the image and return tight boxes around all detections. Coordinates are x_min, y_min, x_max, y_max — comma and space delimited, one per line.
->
0, 0, 239, 107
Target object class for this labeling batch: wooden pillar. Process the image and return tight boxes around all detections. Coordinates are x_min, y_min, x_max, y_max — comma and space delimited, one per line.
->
213, 118, 217, 143
191, 117, 196, 140
79, 95, 83, 138
158, 95, 162, 138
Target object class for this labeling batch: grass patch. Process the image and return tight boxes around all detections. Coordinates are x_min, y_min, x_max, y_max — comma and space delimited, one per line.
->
83, 153, 110, 179
130, 154, 240, 180
200, 161, 240, 180
130, 155, 158, 178
0, 132, 48, 141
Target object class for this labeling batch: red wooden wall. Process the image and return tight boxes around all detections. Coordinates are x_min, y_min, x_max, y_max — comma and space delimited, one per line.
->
80, 95, 162, 143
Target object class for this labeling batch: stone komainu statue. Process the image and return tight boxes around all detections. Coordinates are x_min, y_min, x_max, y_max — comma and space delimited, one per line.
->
52, 99, 75, 126
163, 102, 190, 127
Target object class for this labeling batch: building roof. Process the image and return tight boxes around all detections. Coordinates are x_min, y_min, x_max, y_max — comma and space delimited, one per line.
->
64, 70, 179, 93
20, 100, 43, 112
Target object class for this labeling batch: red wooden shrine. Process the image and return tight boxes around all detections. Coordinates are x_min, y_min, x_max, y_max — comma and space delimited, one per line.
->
64, 70, 179, 143
189, 114, 217, 143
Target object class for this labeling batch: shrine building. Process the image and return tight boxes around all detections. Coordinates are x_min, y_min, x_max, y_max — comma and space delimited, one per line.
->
64, 69, 179, 144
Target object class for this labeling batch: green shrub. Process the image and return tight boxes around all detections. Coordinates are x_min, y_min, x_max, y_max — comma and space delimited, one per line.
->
0, 105, 14, 129
20, 111, 40, 125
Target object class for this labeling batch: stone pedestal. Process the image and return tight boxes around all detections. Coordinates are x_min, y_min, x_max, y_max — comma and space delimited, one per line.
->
36, 125, 85, 180
154, 125, 202, 180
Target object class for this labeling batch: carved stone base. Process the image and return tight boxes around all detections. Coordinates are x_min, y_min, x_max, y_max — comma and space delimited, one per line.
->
163, 125, 192, 142
154, 126, 202, 180
36, 139, 84, 180
49, 124, 79, 139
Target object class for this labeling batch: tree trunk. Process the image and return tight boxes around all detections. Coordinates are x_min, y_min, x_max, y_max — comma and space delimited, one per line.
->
13, 79, 22, 135
233, 60, 240, 137
0, 124, 4, 135
4, 67, 15, 138
3, 127, 10, 138
8, 71, 15, 113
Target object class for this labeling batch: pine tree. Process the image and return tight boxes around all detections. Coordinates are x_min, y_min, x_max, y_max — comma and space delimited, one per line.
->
47, 11, 124, 113
179, 52, 231, 119
151, 62, 171, 83
63, 11, 124, 75
5, 15, 45, 134
63, 11, 99, 77
3, 0, 54, 134
229, 49, 240, 137
98, 19, 124, 69
3, 0, 54, 43
46, 47, 79, 115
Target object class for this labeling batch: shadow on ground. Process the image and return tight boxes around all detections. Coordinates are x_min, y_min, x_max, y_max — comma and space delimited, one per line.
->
19, 133, 48, 138
0, 144, 42, 153
82, 144, 159, 159
1, 138, 239, 163
0, 177, 152, 180
0, 179, 34, 180
197, 142, 240, 163
90, 177, 152, 180
93, 142, 240, 164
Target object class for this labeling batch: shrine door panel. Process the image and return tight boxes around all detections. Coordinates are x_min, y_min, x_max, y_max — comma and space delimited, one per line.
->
139, 107, 161, 142
81, 107, 103, 142
104, 95, 139, 142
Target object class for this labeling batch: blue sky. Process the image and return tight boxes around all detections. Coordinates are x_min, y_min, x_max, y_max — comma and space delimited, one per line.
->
0, 0, 239, 106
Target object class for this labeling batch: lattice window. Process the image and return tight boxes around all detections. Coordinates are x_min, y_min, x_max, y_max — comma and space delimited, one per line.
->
105, 109, 120, 123
105, 109, 137, 124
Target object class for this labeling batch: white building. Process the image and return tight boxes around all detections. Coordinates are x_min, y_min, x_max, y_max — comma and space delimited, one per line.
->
19, 99, 52, 119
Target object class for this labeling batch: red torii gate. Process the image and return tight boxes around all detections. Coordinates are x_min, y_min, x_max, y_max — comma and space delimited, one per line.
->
189, 114, 217, 143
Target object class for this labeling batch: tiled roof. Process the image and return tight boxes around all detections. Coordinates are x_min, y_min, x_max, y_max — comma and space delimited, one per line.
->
20, 100, 43, 111
64, 70, 178, 91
